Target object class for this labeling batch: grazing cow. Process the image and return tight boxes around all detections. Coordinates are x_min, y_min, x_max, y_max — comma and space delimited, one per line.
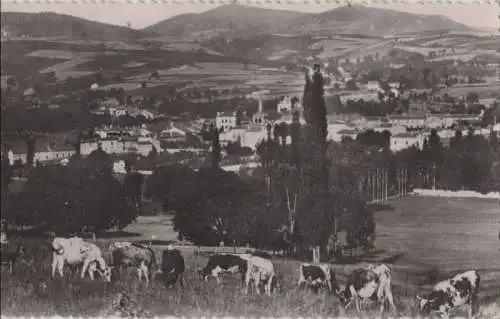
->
0, 245, 30, 274
51, 237, 112, 282
417, 270, 480, 319
244, 255, 279, 296
336, 263, 396, 315
159, 247, 185, 288
199, 254, 250, 284
298, 263, 337, 294
110, 242, 157, 284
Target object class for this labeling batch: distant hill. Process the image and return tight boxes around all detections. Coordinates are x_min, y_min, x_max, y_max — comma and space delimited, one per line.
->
145, 4, 472, 37
290, 5, 472, 35
144, 4, 306, 37
1, 12, 155, 41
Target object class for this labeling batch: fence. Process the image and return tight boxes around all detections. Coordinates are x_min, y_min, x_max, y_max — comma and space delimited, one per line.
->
359, 167, 412, 204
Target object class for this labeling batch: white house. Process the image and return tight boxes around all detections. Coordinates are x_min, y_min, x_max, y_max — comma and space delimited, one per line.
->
159, 126, 187, 142
216, 111, 237, 132
389, 115, 427, 128
277, 96, 300, 113
366, 81, 382, 92
113, 160, 128, 174
390, 132, 426, 152
80, 138, 155, 157
338, 129, 361, 141
6, 138, 76, 166
219, 125, 268, 150
108, 107, 127, 117
388, 82, 400, 89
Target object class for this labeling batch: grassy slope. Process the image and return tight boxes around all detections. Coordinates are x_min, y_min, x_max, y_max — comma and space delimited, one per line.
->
1, 196, 499, 316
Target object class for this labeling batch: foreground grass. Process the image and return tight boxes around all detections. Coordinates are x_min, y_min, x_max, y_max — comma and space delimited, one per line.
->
2, 240, 499, 317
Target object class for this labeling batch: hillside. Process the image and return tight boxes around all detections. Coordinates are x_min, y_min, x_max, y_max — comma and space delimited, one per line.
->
290, 5, 471, 35
144, 4, 306, 37
145, 4, 472, 38
1, 12, 155, 41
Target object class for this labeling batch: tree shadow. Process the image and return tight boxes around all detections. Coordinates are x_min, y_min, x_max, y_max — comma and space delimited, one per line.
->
133, 239, 175, 246
381, 252, 405, 264
366, 203, 395, 213
97, 231, 142, 239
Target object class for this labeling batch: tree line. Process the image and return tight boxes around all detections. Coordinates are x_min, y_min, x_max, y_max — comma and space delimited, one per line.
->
1, 148, 142, 236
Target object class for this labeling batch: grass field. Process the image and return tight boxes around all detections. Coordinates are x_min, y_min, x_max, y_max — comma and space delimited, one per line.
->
1, 196, 499, 317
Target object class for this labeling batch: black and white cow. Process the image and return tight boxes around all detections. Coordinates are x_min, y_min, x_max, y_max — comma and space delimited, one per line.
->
297, 263, 337, 294
0, 245, 30, 274
199, 253, 251, 284
336, 264, 396, 315
110, 242, 157, 284
159, 247, 185, 288
417, 270, 480, 319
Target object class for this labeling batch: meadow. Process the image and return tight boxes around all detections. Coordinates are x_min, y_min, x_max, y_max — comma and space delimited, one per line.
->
1, 196, 499, 317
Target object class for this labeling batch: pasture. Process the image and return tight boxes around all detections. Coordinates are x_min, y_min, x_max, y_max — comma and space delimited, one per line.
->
1, 196, 499, 317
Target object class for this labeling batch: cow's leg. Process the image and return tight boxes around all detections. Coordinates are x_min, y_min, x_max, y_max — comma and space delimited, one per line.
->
386, 289, 396, 312
254, 277, 261, 295
244, 272, 251, 294
355, 296, 361, 314
178, 273, 184, 288
266, 275, 273, 296
81, 259, 91, 279
141, 262, 150, 285
470, 292, 478, 318
137, 268, 143, 281
9, 260, 13, 274
88, 263, 96, 280
51, 254, 58, 277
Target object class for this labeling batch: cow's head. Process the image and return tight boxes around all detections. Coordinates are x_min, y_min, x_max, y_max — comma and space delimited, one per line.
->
335, 284, 351, 308
271, 273, 284, 293
95, 259, 114, 282
198, 267, 210, 282
98, 266, 114, 282
416, 295, 434, 315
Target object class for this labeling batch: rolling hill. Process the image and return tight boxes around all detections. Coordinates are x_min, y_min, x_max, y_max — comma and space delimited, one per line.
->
144, 4, 306, 37
145, 4, 472, 38
1, 12, 155, 41
291, 5, 472, 35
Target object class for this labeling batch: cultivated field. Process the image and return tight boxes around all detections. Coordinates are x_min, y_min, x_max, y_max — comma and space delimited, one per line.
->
1, 196, 499, 317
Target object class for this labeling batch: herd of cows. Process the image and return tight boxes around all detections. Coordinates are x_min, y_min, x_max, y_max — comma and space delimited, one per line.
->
1, 236, 483, 318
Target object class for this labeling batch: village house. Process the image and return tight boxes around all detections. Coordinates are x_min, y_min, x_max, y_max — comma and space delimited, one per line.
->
276, 96, 300, 113
390, 132, 426, 152
108, 106, 127, 117
388, 114, 427, 128
216, 111, 237, 132
158, 126, 187, 142
365, 81, 382, 92
5, 136, 76, 166
80, 137, 156, 157
338, 129, 361, 141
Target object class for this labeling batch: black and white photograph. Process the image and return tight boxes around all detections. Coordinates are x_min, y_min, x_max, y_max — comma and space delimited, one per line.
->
0, 0, 499, 317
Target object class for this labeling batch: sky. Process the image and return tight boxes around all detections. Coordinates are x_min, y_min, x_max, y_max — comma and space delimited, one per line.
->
1, 0, 499, 30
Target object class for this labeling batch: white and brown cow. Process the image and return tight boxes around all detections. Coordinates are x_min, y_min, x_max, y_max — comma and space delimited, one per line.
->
244, 255, 280, 296
110, 242, 157, 285
336, 263, 396, 315
298, 263, 337, 294
417, 270, 480, 319
51, 237, 112, 282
